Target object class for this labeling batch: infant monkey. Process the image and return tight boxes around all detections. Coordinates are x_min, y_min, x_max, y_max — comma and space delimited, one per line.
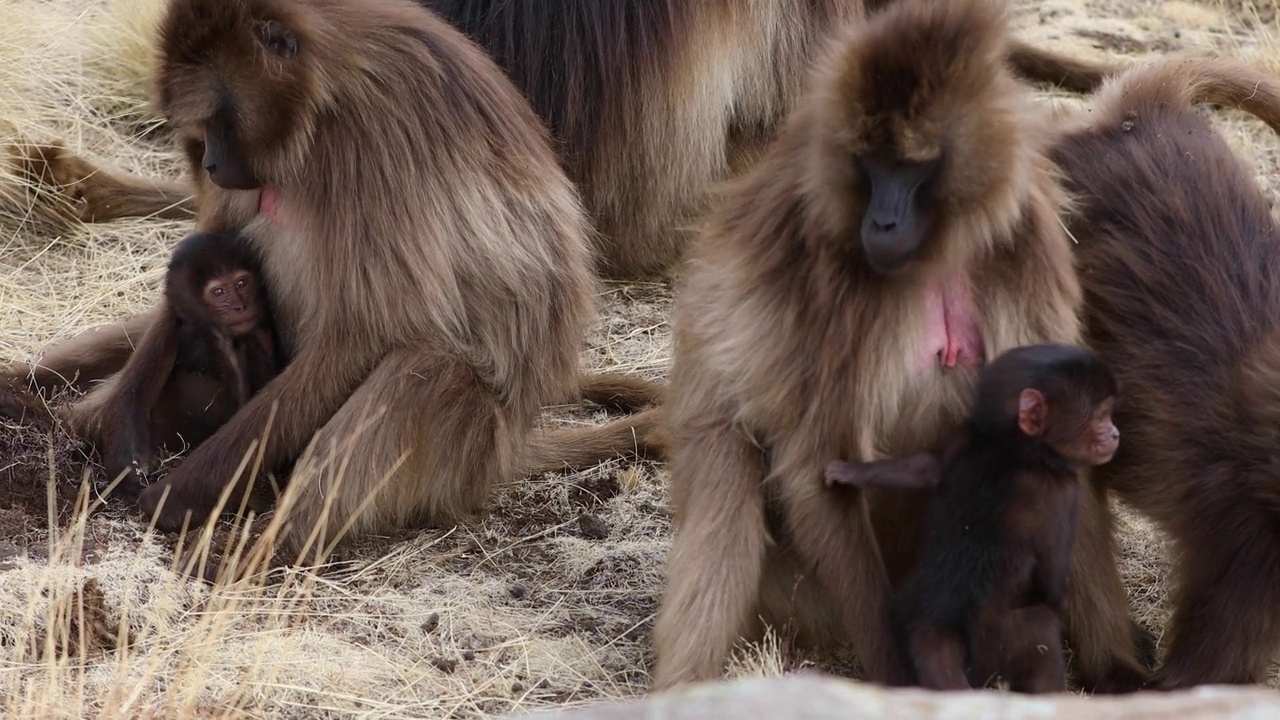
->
97, 231, 283, 494
826, 343, 1120, 693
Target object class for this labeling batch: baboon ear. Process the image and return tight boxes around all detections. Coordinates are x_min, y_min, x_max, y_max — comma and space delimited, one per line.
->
1017, 388, 1047, 436
253, 19, 299, 58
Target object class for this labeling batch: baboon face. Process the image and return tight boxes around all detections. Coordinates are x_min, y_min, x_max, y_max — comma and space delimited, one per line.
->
820, 1, 1025, 275
155, 0, 322, 190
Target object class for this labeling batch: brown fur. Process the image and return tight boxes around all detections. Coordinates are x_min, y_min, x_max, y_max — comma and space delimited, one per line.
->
15, 0, 663, 554
3, 310, 158, 395
1051, 55, 1280, 689
27, 0, 1116, 281
12, 140, 194, 223
651, 0, 1147, 692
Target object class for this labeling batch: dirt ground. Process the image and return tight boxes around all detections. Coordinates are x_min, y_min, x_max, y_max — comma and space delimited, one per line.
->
0, 0, 1279, 717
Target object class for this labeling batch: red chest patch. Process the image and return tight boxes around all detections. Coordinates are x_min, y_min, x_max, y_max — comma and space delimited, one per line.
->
258, 186, 281, 220
920, 273, 985, 371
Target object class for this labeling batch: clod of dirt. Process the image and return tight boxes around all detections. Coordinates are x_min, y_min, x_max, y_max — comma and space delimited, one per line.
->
462, 650, 476, 661
422, 612, 440, 633
30, 577, 126, 661
509, 583, 528, 599
430, 657, 457, 674
577, 513, 609, 540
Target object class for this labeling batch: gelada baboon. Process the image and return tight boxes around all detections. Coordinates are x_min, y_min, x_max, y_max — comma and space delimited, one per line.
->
10, 0, 663, 551
82, 232, 283, 497
651, 0, 1148, 692
1052, 54, 1280, 689
827, 343, 1121, 693
14, 0, 1116, 281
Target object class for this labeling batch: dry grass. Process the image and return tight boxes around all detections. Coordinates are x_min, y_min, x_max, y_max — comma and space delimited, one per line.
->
0, 0, 1278, 717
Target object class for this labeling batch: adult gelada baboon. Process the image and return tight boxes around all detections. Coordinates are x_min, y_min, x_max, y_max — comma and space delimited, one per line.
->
14, 0, 1117, 281
1052, 54, 1280, 689
651, 0, 1148, 692
5, 0, 664, 552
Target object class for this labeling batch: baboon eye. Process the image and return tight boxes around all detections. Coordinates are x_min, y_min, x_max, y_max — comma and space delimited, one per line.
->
213, 287, 225, 296
254, 19, 299, 58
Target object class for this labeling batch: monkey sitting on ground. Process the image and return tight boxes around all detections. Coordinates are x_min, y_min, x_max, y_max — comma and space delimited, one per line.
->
825, 343, 1121, 693
1050, 54, 1280, 689
651, 0, 1150, 693
88, 231, 283, 496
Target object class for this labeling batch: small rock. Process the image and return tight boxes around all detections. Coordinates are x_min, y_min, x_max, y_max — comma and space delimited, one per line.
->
577, 513, 609, 540
509, 583, 528, 600
512, 681, 525, 692
462, 650, 476, 661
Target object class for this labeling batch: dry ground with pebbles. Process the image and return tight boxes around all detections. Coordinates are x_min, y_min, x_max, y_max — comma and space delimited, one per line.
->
0, 0, 1279, 717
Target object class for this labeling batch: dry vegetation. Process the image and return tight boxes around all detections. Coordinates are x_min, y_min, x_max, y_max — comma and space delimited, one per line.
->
0, 0, 1278, 717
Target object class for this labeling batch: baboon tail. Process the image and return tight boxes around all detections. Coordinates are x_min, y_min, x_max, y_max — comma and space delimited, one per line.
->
1007, 38, 1121, 93
521, 406, 668, 476
6, 308, 158, 394
578, 371, 664, 412
1105, 55, 1280, 135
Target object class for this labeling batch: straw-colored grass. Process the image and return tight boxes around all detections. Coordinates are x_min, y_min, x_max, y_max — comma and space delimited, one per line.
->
0, 0, 1278, 717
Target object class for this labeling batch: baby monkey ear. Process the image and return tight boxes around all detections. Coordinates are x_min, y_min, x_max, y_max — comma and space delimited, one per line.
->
1017, 388, 1047, 436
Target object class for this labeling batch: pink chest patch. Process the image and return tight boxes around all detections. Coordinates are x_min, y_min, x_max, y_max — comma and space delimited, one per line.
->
920, 273, 985, 371
258, 186, 281, 220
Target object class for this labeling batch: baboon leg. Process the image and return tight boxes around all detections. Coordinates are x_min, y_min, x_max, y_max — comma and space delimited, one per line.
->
6, 309, 158, 394
774, 467, 911, 686
1153, 536, 1280, 689
275, 348, 519, 561
14, 142, 195, 223
1062, 483, 1150, 692
868, 486, 931, 588
651, 426, 771, 691
1000, 607, 1068, 694
908, 625, 968, 690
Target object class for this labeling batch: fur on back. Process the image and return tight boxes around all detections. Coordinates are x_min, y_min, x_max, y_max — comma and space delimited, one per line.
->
1053, 68, 1280, 521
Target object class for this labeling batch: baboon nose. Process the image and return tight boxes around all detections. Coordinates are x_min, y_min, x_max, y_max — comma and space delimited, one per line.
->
870, 218, 897, 233
204, 161, 218, 174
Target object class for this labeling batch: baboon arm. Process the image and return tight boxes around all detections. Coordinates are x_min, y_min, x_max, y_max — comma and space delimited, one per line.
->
101, 306, 181, 478
824, 453, 940, 490
651, 424, 770, 691
137, 332, 380, 531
